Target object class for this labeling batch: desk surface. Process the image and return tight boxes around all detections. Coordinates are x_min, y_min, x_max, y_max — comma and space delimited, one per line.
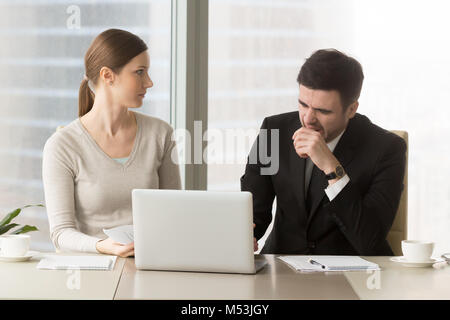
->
2, 254, 450, 300
346, 256, 450, 300
0, 252, 125, 300
114, 255, 359, 300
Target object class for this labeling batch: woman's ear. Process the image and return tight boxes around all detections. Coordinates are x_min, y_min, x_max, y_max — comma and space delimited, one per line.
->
99, 66, 115, 86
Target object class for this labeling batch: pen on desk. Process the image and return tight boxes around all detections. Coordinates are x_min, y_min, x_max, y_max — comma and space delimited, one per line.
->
308, 258, 326, 269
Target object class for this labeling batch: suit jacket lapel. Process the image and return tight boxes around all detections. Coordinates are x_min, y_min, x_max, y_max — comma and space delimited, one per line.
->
332, 116, 360, 169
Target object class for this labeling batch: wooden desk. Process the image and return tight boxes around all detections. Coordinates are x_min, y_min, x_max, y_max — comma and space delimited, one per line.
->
345, 256, 450, 300
114, 255, 359, 300
2, 254, 450, 300
0, 252, 126, 300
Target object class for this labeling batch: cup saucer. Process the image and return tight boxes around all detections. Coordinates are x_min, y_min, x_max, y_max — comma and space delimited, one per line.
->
390, 256, 442, 268
0, 251, 39, 262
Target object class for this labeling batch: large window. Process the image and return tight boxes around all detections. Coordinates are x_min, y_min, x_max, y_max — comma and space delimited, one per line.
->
0, 0, 171, 251
208, 0, 450, 255
2, 0, 449, 256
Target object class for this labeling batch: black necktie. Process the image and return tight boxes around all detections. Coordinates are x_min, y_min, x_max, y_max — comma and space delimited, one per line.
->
305, 164, 325, 217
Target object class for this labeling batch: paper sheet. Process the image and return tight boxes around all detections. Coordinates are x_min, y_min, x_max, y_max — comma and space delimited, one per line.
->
278, 255, 380, 272
37, 255, 117, 270
103, 225, 134, 245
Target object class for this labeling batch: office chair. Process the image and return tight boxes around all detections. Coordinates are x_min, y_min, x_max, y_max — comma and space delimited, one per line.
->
386, 130, 408, 256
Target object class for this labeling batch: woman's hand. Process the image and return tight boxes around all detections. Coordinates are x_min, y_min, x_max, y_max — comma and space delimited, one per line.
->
95, 238, 134, 257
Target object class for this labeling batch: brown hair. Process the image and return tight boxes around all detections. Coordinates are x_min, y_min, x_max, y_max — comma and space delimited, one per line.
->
78, 29, 148, 117
297, 49, 364, 111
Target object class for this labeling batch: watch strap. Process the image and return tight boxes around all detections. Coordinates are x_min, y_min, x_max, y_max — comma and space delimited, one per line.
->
325, 172, 337, 180
325, 165, 344, 180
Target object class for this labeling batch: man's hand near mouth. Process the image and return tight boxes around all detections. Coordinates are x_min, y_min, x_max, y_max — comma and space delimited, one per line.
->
292, 127, 341, 181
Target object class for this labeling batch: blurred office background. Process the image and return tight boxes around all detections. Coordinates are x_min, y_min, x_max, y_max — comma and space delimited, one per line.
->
0, 0, 171, 250
0, 0, 449, 255
208, 0, 450, 254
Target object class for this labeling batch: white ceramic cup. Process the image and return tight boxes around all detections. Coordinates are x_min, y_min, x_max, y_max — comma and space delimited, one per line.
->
0, 234, 30, 257
401, 240, 434, 262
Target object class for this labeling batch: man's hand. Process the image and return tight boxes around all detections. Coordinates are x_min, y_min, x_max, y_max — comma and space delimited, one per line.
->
253, 223, 258, 252
292, 127, 340, 175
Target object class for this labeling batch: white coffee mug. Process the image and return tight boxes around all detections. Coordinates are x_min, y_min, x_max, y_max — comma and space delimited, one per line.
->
0, 234, 30, 257
401, 240, 434, 262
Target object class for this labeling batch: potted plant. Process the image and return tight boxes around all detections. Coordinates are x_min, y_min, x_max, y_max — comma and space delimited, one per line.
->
0, 204, 44, 235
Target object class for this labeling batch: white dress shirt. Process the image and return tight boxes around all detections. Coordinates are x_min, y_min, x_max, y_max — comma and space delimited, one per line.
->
304, 129, 350, 202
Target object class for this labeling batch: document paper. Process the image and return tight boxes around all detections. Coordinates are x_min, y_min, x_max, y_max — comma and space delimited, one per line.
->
103, 224, 134, 245
37, 255, 117, 270
278, 255, 380, 272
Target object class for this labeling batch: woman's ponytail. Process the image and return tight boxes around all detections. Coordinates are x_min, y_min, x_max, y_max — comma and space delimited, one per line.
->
78, 77, 94, 117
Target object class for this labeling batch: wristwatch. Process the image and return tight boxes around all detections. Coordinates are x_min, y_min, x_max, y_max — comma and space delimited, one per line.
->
325, 165, 345, 180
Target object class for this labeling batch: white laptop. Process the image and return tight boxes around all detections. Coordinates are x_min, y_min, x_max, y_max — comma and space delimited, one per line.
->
132, 189, 267, 274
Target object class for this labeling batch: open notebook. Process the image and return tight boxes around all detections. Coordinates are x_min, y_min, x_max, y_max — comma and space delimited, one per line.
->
278, 255, 380, 272
37, 255, 117, 270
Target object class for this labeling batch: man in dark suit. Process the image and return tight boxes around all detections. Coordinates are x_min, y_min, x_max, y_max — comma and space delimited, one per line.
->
241, 49, 406, 256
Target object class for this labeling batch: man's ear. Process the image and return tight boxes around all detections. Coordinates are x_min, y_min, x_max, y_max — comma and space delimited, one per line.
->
347, 101, 359, 119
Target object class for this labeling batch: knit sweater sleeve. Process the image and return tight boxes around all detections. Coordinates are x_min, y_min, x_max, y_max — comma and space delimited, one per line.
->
158, 126, 182, 190
42, 133, 103, 253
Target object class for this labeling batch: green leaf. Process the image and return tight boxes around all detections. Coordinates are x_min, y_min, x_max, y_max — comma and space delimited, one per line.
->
11, 225, 39, 235
0, 209, 21, 228
0, 204, 44, 228
22, 204, 45, 209
0, 223, 19, 235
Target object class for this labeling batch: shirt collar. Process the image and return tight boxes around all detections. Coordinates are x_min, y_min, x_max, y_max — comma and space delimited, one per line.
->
327, 129, 346, 153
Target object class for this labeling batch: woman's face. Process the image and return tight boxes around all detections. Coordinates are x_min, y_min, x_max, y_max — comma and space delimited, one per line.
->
111, 50, 153, 108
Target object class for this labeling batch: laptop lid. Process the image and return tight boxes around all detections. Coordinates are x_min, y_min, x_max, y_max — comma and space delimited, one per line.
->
132, 189, 255, 274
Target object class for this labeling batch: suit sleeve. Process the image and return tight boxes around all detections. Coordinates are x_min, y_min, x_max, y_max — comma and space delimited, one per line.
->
324, 135, 407, 255
240, 117, 276, 240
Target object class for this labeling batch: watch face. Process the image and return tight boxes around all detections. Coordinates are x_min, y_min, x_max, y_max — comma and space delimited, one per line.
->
336, 165, 344, 177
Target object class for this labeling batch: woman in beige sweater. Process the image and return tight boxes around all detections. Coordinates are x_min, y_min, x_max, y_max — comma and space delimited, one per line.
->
42, 29, 181, 257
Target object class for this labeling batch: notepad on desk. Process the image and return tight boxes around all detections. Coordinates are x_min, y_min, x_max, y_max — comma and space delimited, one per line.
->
278, 255, 380, 272
37, 255, 117, 271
